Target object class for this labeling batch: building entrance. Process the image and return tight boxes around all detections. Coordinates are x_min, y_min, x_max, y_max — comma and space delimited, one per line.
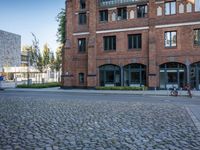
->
99, 64, 121, 86
123, 64, 146, 87
190, 62, 200, 90
160, 62, 186, 89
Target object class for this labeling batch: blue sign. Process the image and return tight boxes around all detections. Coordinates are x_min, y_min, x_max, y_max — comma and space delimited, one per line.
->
0, 76, 4, 81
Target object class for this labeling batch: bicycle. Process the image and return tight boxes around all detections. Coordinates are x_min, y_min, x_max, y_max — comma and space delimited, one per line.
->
170, 87, 178, 96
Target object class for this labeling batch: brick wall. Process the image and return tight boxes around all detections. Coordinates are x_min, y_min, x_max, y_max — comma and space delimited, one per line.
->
62, 0, 200, 88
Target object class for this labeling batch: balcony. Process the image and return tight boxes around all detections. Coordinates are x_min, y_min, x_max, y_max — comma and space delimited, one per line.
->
99, 0, 148, 8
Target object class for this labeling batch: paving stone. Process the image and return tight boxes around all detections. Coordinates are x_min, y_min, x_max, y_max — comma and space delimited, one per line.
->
0, 96, 200, 149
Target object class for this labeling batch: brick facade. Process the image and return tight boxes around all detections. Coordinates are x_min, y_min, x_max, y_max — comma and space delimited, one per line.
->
62, 0, 200, 89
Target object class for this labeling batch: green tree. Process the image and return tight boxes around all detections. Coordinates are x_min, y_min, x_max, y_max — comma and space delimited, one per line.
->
42, 43, 50, 71
31, 33, 40, 66
56, 8, 66, 44
50, 52, 55, 71
55, 46, 62, 82
31, 33, 44, 83
37, 52, 43, 73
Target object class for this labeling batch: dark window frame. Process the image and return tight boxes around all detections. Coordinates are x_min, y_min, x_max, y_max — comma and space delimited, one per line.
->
79, 73, 84, 84
194, 29, 200, 46
164, 31, 177, 48
137, 5, 148, 18
103, 36, 116, 51
99, 10, 108, 22
79, 12, 87, 25
117, 7, 127, 20
78, 38, 86, 52
128, 34, 142, 50
165, 1, 176, 15
80, 0, 86, 10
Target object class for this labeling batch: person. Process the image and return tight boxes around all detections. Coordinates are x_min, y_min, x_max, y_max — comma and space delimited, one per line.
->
185, 84, 192, 98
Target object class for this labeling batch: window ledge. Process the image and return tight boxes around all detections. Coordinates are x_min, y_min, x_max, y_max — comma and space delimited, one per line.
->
164, 46, 177, 49
128, 49, 142, 51
78, 51, 86, 54
104, 50, 116, 52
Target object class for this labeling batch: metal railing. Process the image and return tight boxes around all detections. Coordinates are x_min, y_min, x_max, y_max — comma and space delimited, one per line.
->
99, 0, 148, 8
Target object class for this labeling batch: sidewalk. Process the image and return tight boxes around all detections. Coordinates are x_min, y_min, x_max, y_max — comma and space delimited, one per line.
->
5, 87, 200, 97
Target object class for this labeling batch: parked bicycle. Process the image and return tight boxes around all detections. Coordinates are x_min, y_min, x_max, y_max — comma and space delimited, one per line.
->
170, 86, 178, 96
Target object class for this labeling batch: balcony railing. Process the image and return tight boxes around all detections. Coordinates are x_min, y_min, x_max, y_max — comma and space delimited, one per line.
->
99, 0, 148, 8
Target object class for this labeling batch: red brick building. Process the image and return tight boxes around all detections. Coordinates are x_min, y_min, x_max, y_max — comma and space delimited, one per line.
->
62, 0, 200, 89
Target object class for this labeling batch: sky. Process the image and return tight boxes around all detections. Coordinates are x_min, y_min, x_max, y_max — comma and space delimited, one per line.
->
0, 0, 65, 52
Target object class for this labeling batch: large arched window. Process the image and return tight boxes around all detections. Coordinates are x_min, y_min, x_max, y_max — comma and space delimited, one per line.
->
123, 63, 146, 87
160, 62, 186, 89
190, 62, 200, 90
99, 64, 121, 86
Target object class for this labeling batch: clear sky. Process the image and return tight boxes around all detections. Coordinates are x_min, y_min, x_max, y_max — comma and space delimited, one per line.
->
0, 0, 65, 52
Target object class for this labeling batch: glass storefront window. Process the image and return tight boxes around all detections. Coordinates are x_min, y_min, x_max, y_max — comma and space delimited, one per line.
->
160, 63, 186, 89
123, 64, 146, 87
99, 65, 121, 86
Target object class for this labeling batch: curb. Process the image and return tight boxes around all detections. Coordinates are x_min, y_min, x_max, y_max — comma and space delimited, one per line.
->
4, 88, 200, 97
186, 107, 200, 132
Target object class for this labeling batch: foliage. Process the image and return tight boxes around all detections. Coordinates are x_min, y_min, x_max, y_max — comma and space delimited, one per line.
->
56, 8, 66, 44
96, 86, 147, 91
50, 52, 55, 71
42, 43, 50, 71
36, 52, 43, 73
55, 46, 62, 72
17, 82, 61, 88
31, 33, 40, 66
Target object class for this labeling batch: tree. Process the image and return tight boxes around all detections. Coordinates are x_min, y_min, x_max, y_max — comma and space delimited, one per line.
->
50, 52, 55, 71
31, 33, 40, 66
31, 33, 43, 83
36, 52, 43, 73
56, 8, 66, 44
42, 43, 50, 71
55, 46, 62, 82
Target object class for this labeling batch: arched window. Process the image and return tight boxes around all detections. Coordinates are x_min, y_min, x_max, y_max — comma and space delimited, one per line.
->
160, 62, 186, 89
111, 12, 116, 21
99, 64, 121, 86
179, 3, 184, 13
157, 6, 162, 16
190, 62, 200, 90
123, 64, 146, 87
186, 3, 192, 13
130, 10, 135, 19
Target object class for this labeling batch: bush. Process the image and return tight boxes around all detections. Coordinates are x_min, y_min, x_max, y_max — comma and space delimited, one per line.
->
96, 86, 147, 91
17, 82, 61, 88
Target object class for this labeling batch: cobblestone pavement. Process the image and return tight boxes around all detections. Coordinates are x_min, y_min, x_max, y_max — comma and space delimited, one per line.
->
0, 96, 200, 150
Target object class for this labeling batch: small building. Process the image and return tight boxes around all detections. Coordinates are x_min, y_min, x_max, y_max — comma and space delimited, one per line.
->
0, 30, 21, 73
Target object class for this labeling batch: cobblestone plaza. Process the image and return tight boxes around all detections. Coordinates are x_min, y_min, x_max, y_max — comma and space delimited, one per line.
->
0, 93, 200, 149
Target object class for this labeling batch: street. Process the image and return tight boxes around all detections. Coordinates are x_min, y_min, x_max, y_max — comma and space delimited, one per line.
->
0, 91, 200, 149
